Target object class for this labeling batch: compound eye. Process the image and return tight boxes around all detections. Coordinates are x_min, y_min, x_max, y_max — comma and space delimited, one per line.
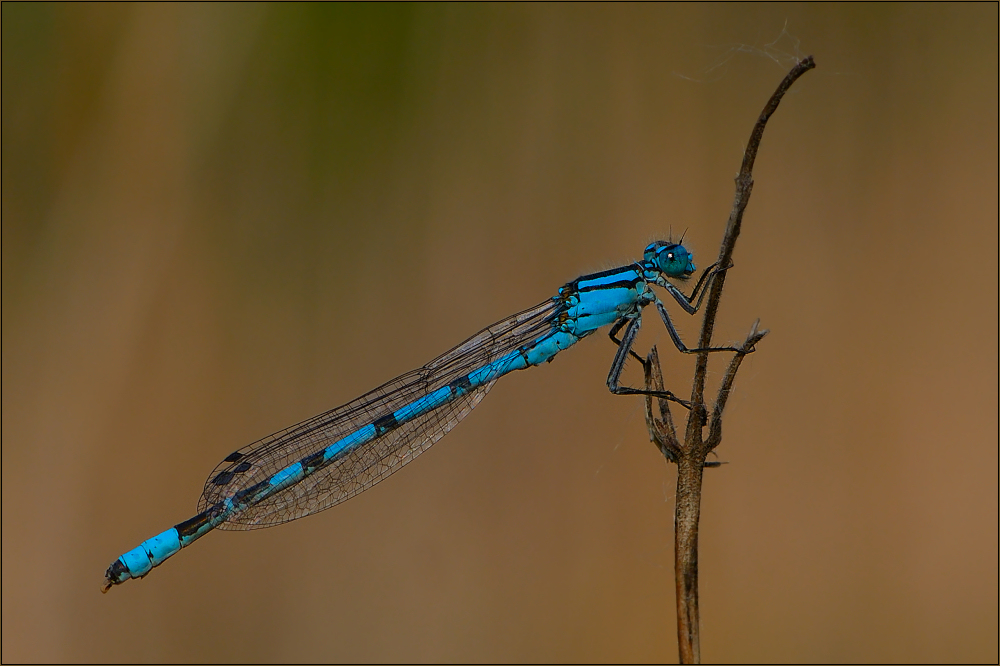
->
666, 252, 674, 261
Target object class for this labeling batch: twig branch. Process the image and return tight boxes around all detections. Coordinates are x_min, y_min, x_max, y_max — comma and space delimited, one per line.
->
688, 55, 816, 424
644, 345, 679, 462
706, 321, 769, 452
644, 56, 815, 664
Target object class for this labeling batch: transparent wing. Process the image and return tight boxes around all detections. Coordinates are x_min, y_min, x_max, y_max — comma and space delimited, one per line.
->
197, 297, 563, 529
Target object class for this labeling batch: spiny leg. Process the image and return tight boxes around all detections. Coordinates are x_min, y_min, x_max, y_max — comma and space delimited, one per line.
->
684, 261, 720, 307
654, 299, 748, 355
609, 317, 646, 365
606, 316, 692, 409
661, 261, 729, 314
606, 261, 747, 407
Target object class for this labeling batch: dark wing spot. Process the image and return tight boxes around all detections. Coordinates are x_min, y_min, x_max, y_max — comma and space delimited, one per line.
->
213, 462, 252, 485
224, 451, 244, 463
212, 471, 235, 486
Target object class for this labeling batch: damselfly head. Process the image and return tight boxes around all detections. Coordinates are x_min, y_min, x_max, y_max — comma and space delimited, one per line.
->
644, 241, 696, 278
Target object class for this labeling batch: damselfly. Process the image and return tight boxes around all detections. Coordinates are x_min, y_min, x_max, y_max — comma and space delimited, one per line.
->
103, 240, 735, 591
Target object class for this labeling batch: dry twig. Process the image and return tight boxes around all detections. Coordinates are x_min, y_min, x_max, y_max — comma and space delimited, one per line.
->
644, 56, 815, 664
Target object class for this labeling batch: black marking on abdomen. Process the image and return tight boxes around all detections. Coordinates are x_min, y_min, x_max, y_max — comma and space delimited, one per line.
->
373, 414, 398, 435
233, 480, 269, 505
449, 375, 472, 393
299, 450, 326, 472
105, 559, 128, 582
175, 508, 218, 538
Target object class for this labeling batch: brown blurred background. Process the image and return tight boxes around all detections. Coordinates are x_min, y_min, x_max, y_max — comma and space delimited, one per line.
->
3, 4, 997, 663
